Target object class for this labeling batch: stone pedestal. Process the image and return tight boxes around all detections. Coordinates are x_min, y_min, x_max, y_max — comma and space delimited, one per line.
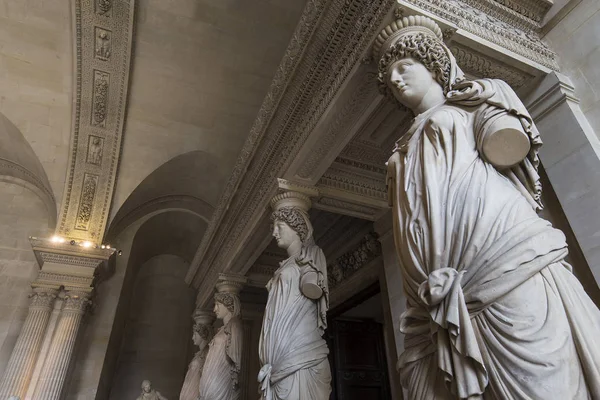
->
32, 291, 91, 399
0, 288, 57, 398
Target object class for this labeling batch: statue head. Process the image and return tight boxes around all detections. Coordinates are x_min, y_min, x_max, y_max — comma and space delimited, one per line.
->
214, 292, 241, 320
271, 207, 309, 249
374, 15, 454, 111
141, 380, 152, 393
192, 322, 213, 349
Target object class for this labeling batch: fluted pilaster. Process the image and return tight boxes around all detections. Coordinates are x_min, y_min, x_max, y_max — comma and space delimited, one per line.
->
0, 288, 57, 398
32, 291, 91, 400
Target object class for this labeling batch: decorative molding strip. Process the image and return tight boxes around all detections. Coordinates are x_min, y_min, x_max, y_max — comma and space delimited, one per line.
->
318, 167, 387, 201
314, 197, 381, 220
57, 0, 135, 242
400, 0, 558, 70
328, 232, 382, 288
296, 72, 379, 179
450, 43, 534, 88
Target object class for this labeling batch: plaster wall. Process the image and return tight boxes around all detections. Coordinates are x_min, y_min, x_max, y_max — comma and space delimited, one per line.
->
108, 254, 195, 399
545, 0, 600, 139
0, 0, 72, 203
0, 182, 51, 378
111, 0, 307, 219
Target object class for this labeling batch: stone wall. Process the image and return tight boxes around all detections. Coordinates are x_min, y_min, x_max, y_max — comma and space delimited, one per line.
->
0, 182, 51, 377
108, 254, 195, 399
0, 1, 72, 203
546, 0, 600, 139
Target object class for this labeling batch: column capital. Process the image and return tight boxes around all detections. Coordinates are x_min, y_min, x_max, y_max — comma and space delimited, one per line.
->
28, 288, 59, 310
215, 273, 247, 295
62, 291, 92, 314
29, 236, 115, 293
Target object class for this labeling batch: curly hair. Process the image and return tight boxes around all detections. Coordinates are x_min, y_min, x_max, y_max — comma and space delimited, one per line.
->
377, 33, 451, 104
193, 322, 213, 341
270, 207, 309, 243
214, 292, 241, 317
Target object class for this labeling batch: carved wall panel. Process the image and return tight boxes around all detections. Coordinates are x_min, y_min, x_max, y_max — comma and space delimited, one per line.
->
57, 0, 135, 242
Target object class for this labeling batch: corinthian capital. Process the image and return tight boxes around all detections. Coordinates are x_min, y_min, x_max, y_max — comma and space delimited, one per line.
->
62, 291, 92, 314
29, 288, 58, 309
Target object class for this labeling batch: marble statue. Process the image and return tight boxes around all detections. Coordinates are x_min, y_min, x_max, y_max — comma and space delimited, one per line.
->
179, 320, 213, 400
375, 14, 600, 400
136, 380, 167, 400
258, 194, 331, 400
197, 292, 243, 400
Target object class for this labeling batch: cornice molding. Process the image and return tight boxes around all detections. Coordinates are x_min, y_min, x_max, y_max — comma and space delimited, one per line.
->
399, 0, 558, 70
57, 0, 135, 242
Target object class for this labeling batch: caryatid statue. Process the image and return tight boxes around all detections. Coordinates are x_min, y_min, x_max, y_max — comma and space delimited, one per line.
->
198, 290, 243, 400
375, 13, 600, 399
258, 191, 331, 400
179, 311, 214, 400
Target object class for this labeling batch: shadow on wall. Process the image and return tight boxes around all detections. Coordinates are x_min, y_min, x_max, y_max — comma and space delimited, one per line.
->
102, 211, 207, 399
108, 254, 195, 399
0, 112, 56, 227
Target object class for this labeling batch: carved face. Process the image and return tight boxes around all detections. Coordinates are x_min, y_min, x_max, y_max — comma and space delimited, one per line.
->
213, 301, 230, 321
141, 380, 151, 392
386, 57, 440, 111
272, 220, 301, 250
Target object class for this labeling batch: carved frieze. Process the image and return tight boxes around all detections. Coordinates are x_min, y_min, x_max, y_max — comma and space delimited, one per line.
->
328, 232, 381, 288
86, 135, 104, 165
94, 27, 111, 61
75, 173, 98, 231
399, 0, 558, 69
91, 70, 109, 128
95, 0, 112, 16
58, 0, 135, 241
450, 44, 534, 89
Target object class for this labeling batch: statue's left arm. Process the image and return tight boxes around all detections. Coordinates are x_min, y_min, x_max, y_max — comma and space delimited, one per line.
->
225, 318, 243, 390
471, 79, 544, 210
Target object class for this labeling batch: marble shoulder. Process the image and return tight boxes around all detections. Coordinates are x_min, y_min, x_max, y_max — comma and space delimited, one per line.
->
424, 106, 467, 132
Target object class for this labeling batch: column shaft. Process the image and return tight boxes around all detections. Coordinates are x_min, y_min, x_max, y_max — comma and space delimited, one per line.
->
0, 289, 57, 398
32, 292, 90, 400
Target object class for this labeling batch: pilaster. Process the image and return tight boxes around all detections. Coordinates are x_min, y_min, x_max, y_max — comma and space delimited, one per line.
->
525, 72, 600, 285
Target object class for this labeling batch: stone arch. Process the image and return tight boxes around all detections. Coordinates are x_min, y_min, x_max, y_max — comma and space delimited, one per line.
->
0, 112, 56, 226
106, 151, 220, 241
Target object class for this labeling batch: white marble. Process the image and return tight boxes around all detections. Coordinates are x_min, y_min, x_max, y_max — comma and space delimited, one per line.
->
179, 311, 214, 400
137, 380, 168, 400
198, 292, 243, 400
376, 15, 600, 400
258, 192, 331, 400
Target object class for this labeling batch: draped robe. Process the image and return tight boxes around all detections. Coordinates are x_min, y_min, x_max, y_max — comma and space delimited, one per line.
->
198, 317, 242, 400
387, 88, 600, 399
179, 346, 208, 400
258, 247, 331, 400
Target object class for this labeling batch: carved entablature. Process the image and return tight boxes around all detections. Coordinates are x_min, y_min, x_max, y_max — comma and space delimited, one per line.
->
29, 237, 115, 292
57, 0, 135, 242
328, 232, 382, 289
399, 0, 558, 70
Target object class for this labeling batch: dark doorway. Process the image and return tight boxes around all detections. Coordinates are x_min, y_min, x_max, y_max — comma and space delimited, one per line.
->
327, 284, 392, 400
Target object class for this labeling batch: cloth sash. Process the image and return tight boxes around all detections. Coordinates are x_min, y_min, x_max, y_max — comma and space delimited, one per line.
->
398, 217, 569, 399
